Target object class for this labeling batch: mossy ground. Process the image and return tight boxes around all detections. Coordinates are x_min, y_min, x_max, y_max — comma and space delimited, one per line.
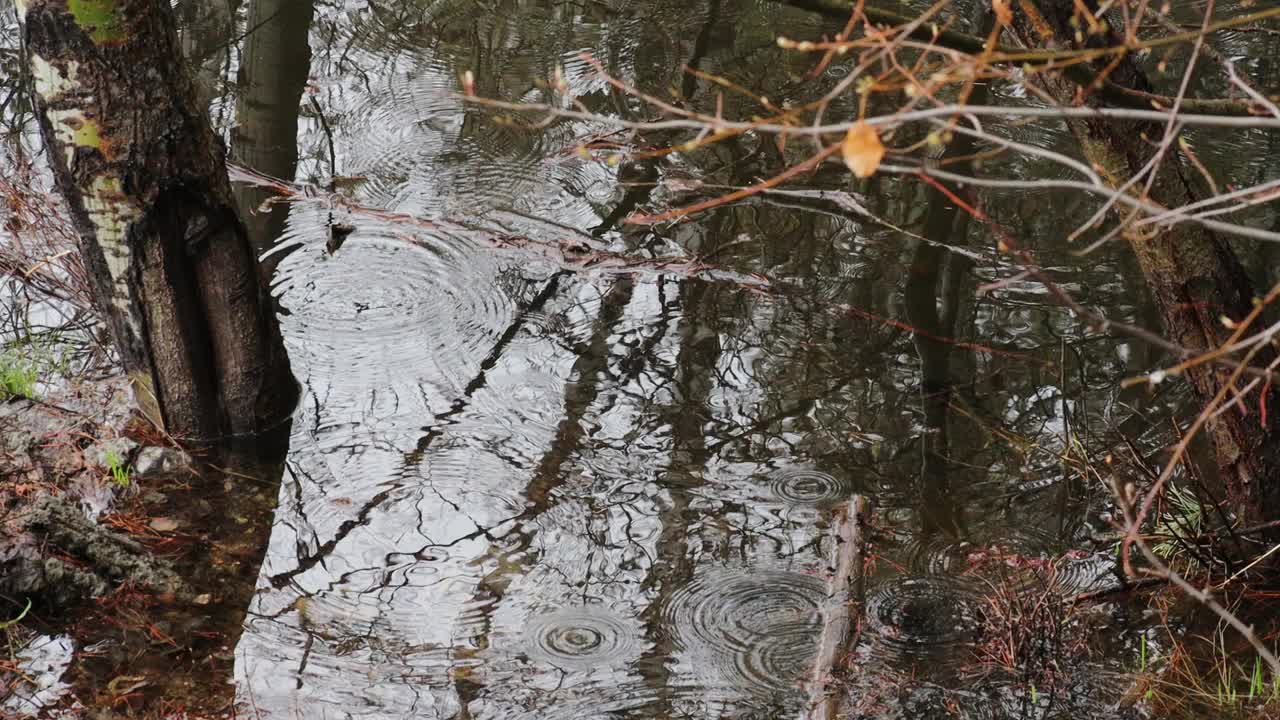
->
2, 392, 284, 718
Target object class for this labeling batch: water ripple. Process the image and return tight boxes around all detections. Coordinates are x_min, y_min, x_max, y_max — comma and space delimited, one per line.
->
274, 229, 514, 396
522, 607, 639, 670
865, 575, 983, 666
1051, 553, 1119, 596
767, 467, 855, 506
664, 568, 825, 692
903, 537, 973, 575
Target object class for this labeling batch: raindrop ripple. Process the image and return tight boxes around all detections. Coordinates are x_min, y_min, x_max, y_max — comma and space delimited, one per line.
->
522, 607, 639, 670
664, 569, 826, 692
865, 575, 983, 664
768, 467, 855, 506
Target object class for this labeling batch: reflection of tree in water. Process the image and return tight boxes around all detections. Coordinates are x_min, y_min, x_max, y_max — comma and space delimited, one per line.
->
174, 0, 237, 108
7, 0, 1278, 714
220, 0, 1231, 717
229, 0, 316, 280
634, 214, 723, 719
904, 137, 977, 545
451, 272, 635, 705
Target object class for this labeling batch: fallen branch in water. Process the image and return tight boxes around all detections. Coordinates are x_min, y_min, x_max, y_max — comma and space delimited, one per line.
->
808, 495, 872, 720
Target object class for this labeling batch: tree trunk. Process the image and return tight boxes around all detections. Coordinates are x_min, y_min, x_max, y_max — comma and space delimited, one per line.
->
20, 0, 296, 439
229, 0, 315, 282
1004, 1, 1280, 529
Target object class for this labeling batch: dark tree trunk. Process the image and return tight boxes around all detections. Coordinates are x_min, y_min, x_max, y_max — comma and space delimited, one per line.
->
1006, 1, 1280, 528
21, 0, 296, 439
905, 58, 987, 543
229, 0, 315, 282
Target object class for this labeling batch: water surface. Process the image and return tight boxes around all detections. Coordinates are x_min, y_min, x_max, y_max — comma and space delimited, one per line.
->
166, 0, 1280, 717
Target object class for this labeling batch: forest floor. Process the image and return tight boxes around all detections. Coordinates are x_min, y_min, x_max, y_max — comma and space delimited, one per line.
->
0, 374, 274, 718
0, 163, 275, 717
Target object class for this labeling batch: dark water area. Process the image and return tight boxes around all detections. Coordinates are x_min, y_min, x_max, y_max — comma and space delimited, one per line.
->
4, 0, 1280, 717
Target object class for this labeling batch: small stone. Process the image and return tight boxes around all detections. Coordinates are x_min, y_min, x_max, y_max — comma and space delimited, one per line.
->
68, 471, 114, 519
134, 446, 190, 477
193, 593, 211, 605
84, 437, 139, 469
149, 517, 179, 532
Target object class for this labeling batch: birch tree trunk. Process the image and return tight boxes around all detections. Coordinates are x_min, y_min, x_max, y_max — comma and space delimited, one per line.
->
20, 0, 296, 439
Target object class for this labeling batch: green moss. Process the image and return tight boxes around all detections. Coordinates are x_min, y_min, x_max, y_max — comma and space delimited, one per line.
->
68, 0, 125, 44
72, 116, 103, 149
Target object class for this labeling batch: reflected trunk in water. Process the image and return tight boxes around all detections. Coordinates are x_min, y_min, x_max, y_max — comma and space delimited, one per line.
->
175, 0, 237, 108
14, 0, 1280, 716
230, 0, 316, 282
1000, 0, 1280, 531
904, 186, 974, 542
903, 74, 985, 543
453, 275, 635, 713
636, 270, 723, 719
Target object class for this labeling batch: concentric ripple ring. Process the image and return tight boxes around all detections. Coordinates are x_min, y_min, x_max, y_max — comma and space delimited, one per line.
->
522, 608, 639, 670
865, 575, 982, 664
664, 569, 826, 692
768, 468, 855, 506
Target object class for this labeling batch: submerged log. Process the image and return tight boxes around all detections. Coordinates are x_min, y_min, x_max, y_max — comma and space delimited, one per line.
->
808, 494, 871, 720
20, 0, 295, 439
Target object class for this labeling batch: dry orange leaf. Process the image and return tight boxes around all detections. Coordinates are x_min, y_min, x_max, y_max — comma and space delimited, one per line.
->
842, 122, 884, 178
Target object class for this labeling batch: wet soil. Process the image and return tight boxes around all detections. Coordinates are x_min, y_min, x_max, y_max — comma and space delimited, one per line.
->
1, 388, 288, 718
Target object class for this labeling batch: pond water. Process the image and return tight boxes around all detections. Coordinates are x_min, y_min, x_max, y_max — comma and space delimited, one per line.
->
6, 0, 1279, 717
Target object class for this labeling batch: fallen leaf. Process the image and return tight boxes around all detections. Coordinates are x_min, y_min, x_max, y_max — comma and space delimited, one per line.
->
149, 517, 178, 532
842, 121, 885, 178
106, 674, 148, 695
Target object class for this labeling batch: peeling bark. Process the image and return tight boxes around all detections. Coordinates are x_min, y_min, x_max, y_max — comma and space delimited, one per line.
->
21, 0, 295, 439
